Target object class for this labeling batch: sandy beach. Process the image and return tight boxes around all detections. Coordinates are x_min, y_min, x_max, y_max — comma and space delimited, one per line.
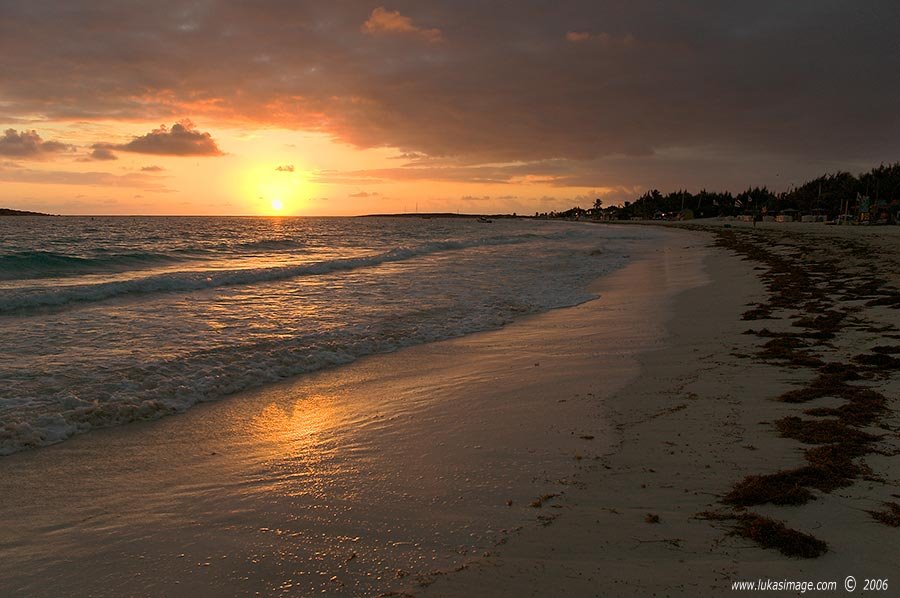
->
1, 222, 897, 597
428, 221, 900, 596
0, 226, 702, 596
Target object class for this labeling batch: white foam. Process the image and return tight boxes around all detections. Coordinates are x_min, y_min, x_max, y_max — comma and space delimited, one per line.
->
0, 220, 662, 456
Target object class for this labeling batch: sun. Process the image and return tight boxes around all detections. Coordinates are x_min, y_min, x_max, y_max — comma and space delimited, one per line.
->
239, 162, 315, 215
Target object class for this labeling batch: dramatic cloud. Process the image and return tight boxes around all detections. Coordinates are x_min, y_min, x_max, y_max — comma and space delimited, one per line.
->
362, 7, 442, 42
100, 122, 223, 156
0, 1, 898, 192
311, 159, 584, 186
0, 129, 73, 159
275, 164, 294, 172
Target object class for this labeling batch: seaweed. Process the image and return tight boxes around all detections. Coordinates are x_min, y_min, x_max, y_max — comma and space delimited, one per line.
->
725, 471, 815, 506
529, 493, 558, 508
774, 417, 877, 446
866, 502, 900, 527
853, 352, 900, 370
733, 514, 828, 558
708, 228, 896, 556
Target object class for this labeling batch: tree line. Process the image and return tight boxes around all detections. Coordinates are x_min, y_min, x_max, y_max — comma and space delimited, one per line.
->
535, 162, 900, 220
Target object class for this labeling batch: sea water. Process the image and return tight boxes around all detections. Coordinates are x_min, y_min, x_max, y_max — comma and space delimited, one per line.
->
0, 216, 650, 455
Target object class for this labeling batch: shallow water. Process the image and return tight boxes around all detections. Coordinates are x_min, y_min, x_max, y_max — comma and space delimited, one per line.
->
0, 227, 693, 597
0, 216, 659, 454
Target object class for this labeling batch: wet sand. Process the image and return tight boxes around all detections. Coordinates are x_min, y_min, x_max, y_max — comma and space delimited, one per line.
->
3, 222, 896, 597
0, 227, 709, 596
429, 221, 900, 596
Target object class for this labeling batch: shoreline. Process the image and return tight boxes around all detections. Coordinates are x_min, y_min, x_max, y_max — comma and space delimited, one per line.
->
2, 223, 896, 596
0, 227, 704, 596
429, 222, 900, 596
425, 227, 769, 595
0, 218, 622, 457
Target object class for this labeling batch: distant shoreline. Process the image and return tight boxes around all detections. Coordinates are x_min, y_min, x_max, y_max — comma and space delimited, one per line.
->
0, 211, 519, 218
0, 208, 54, 217
357, 212, 523, 219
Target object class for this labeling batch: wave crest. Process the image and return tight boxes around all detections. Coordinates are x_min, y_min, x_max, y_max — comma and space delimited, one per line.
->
0, 231, 582, 314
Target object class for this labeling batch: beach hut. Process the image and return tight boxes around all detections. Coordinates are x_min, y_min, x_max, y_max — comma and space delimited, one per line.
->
801, 209, 828, 223
776, 209, 799, 222
871, 199, 896, 225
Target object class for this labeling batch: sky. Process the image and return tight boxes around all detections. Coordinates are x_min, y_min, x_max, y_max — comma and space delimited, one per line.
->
0, 1, 898, 216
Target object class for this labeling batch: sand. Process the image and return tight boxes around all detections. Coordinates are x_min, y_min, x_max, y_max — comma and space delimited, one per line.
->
428, 221, 900, 596
1, 222, 897, 597
0, 227, 706, 596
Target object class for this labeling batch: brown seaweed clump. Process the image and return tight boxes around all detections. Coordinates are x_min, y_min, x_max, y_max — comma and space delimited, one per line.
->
698, 511, 828, 558
734, 514, 828, 559
866, 502, 900, 527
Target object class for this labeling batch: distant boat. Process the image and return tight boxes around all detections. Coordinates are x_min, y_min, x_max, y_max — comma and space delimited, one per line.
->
477, 216, 493, 223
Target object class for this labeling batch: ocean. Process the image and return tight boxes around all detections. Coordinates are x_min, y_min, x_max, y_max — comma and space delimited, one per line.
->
0, 216, 647, 456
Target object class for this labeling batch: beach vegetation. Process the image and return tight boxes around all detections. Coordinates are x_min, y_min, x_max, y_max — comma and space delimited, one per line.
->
538, 162, 900, 221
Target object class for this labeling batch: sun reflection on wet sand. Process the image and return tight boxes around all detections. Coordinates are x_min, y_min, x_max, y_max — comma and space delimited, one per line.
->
0, 231, 701, 596
250, 395, 338, 447
244, 394, 364, 499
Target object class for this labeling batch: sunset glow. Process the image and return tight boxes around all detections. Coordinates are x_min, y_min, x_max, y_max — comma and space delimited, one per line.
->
2, 3, 899, 597
0, 3, 894, 216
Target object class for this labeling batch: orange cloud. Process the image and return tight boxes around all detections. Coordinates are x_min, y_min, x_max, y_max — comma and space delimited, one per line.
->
362, 7, 442, 43
0, 164, 170, 191
565, 32, 591, 42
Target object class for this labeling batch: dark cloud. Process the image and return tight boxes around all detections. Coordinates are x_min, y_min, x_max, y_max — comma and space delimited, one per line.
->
99, 121, 223, 156
0, 129, 73, 159
1, 1, 898, 191
87, 146, 118, 161
140, 165, 164, 172
275, 164, 294, 172
312, 159, 583, 186
565, 31, 635, 47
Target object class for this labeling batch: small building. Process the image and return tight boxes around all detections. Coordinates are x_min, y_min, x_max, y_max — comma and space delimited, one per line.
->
776, 209, 799, 222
